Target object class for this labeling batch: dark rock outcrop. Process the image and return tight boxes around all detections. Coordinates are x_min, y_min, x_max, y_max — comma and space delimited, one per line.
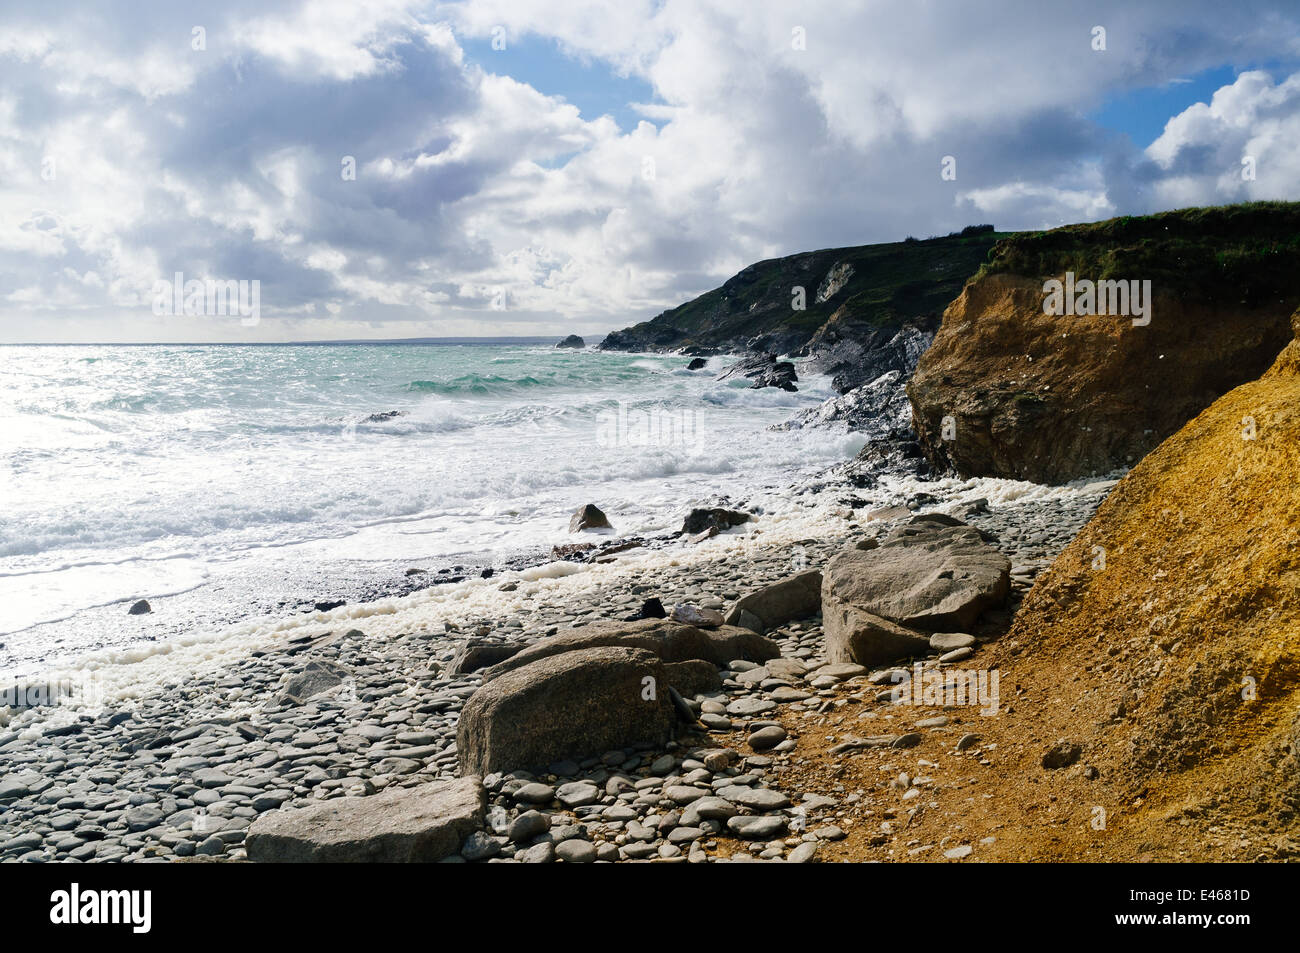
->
555, 335, 585, 348
569, 503, 611, 533
680, 507, 749, 537
716, 353, 797, 391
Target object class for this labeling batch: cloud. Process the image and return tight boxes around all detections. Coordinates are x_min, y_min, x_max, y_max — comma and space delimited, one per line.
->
1, 0, 1300, 341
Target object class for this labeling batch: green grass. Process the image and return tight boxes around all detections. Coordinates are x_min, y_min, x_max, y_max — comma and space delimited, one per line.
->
977, 201, 1300, 307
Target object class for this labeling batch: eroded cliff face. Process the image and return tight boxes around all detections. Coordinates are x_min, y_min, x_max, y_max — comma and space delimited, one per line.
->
993, 312, 1300, 848
906, 272, 1295, 484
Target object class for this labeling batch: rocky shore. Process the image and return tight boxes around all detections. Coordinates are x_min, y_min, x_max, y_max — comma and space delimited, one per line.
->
0, 473, 1110, 863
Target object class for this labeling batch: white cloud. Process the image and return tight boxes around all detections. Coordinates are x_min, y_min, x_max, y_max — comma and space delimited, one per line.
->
1, 0, 1299, 341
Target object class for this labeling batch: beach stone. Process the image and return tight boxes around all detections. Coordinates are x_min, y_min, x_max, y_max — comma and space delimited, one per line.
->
930, 632, 976, 651
480, 618, 779, 683
822, 516, 1010, 640
569, 504, 611, 533
727, 697, 776, 717
724, 570, 822, 634
556, 782, 601, 808
451, 639, 522, 675
460, 831, 502, 861
520, 842, 555, 863
555, 839, 597, 863
513, 783, 556, 804
727, 815, 786, 839
277, 659, 353, 705
508, 811, 549, 843
747, 726, 787, 751
681, 797, 738, 825
245, 776, 485, 863
727, 787, 791, 811
128, 599, 152, 615
458, 647, 675, 775
788, 841, 819, 863
671, 604, 725, 628
681, 507, 749, 536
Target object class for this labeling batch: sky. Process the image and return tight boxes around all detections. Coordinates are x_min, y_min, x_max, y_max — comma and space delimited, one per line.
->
2, 0, 1300, 343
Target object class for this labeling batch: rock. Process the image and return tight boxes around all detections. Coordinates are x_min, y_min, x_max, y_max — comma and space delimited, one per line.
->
717, 352, 798, 391
128, 599, 152, 615
727, 815, 787, 839
681, 797, 738, 825
626, 597, 667, 621
724, 570, 822, 634
569, 503, 611, 533
747, 726, 787, 751
1042, 740, 1083, 770
788, 841, 819, 862
460, 831, 501, 861
822, 606, 930, 668
687, 357, 708, 370
520, 842, 555, 863
556, 781, 601, 808
930, 632, 976, 651
277, 659, 353, 705
450, 639, 522, 675
726, 697, 776, 717
891, 732, 922, 749
480, 618, 780, 682
513, 783, 556, 804
944, 844, 973, 860
939, 646, 974, 662
507, 811, 549, 843
457, 647, 675, 775
671, 603, 725, 628
727, 787, 791, 811
822, 515, 1010, 645
555, 335, 585, 348
956, 733, 981, 751
663, 659, 724, 697
555, 839, 597, 863
246, 776, 485, 863
681, 507, 750, 536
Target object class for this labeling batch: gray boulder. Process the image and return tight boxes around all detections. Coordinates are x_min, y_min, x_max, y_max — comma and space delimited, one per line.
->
823, 515, 1009, 633
450, 639, 522, 675
278, 659, 352, 705
479, 618, 779, 683
822, 605, 930, 667
458, 647, 676, 775
724, 570, 822, 634
663, 659, 724, 697
245, 776, 485, 862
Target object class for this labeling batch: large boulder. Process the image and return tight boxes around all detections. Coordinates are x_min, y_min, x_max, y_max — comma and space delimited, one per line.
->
822, 516, 1009, 665
479, 618, 780, 683
555, 334, 585, 348
245, 777, 485, 862
724, 570, 823, 634
457, 647, 675, 775
825, 516, 1010, 631
822, 605, 930, 667
680, 507, 749, 536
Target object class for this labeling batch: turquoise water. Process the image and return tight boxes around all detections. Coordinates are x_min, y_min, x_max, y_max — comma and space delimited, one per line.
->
0, 343, 864, 651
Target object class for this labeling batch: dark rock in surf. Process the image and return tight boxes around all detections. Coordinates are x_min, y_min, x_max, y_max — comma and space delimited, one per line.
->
555, 335, 585, 349
569, 504, 612, 533
128, 599, 152, 615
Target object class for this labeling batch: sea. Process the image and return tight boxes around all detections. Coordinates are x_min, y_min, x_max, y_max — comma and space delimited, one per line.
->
0, 341, 867, 678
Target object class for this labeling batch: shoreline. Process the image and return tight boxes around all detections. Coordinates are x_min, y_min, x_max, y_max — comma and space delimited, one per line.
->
0, 464, 1116, 862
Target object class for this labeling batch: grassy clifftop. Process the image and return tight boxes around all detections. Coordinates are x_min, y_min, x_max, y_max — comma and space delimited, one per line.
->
598, 227, 1008, 354
978, 201, 1300, 308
